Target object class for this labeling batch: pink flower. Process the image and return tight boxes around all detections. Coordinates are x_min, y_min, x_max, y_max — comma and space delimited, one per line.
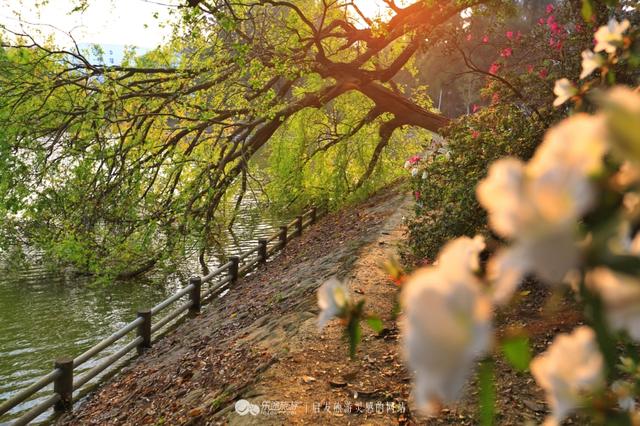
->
527, 64, 534, 74
539, 68, 549, 78
506, 30, 514, 39
489, 62, 501, 74
500, 47, 513, 57
472, 104, 480, 113
546, 3, 554, 14
472, 130, 480, 139
466, 34, 473, 41
549, 37, 556, 47
482, 35, 489, 43
539, 18, 545, 25
408, 155, 421, 165
414, 191, 421, 200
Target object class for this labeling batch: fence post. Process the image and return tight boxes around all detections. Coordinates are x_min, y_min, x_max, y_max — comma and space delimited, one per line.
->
258, 238, 268, 264
279, 226, 288, 249
311, 206, 317, 224
136, 309, 152, 355
53, 357, 73, 412
295, 215, 303, 236
229, 256, 240, 283
189, 276, 202, 315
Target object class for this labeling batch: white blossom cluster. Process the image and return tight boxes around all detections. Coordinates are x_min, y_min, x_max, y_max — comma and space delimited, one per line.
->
554, 18, 631, 106
318, 17, 639, 426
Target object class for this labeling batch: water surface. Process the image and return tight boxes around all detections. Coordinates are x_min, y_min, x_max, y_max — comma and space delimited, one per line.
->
0, 207, 288, 424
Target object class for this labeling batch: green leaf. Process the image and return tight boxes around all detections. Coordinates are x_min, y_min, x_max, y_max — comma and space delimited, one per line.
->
365, 316, 383, 333
479, 358, 495, 426
601, 255, 640, 276
501, 336, 532, 372
581, 0, 593, 21
603, 411, 633, 426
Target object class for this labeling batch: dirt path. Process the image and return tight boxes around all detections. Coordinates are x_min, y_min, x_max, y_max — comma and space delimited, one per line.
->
57, 185, 411, 426
58, 183, 583, 425
218, 202, 582, 426
226, 190, 412, 426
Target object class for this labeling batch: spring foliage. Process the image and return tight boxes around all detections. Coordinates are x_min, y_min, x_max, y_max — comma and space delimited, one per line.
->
1, 0, 487, 276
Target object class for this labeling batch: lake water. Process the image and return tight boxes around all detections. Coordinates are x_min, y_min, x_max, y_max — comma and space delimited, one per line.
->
0, 207, 288, 424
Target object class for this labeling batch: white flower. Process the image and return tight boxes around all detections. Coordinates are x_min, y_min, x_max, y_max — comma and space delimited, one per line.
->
477, 158, 528, 238
587, 267, 640, 341
553, 78, 578, 107
583, 228, 640, 341
422, 171, 428, 180
487, 248, 529, 305
603, 87, 640, 166
531, 326, 605, 426
478, 115, 607, 301
594, 18, 630, 54
477, 147, 600, 241
580, 50, 604, 79
411, 167, 419, 177
437, 235, 486, 281
317, 278, 350, 329
613, 161, 640, 189
623, 192, 640, 215
404, 160, 411, 169
401, 237, 492, 414
487, 228, 581, 304
529, 114, 607, 179
612, 381, 636, 412
527, 114, 606, 224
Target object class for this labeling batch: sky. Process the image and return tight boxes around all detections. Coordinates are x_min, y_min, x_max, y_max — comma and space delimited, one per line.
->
0, 0, 179, 48
354, 0, 412, 20
0, 0, 414, 48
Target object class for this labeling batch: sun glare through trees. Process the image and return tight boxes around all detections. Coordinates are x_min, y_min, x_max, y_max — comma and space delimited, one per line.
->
0, 0, 639, 425
350, 0, 415, 25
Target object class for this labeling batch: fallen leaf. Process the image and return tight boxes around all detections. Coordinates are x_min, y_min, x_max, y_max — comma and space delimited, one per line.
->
301, 375, 317, 384
188, 407, 204, 417
522, 399, 544, 412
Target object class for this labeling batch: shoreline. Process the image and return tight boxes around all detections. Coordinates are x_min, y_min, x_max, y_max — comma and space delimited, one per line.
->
57, 184, 409, 425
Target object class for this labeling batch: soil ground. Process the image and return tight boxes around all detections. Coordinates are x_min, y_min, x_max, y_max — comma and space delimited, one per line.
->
57, 184, 583, 425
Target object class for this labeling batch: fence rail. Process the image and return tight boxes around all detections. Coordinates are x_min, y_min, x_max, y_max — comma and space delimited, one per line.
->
0, 206, 322, 425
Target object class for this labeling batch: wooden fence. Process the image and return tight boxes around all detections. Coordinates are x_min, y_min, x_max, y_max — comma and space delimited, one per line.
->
0, 206, 321, 425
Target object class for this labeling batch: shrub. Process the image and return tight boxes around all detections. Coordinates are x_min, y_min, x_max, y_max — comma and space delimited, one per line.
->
407, 105, 543, 261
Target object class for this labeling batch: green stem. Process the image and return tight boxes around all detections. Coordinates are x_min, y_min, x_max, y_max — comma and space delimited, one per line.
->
479, 357, 495, 426
579, 279, 619, 380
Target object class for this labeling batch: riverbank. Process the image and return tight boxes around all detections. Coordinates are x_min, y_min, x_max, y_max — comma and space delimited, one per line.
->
57, 183, 582, 425
57, 184, 411, 425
